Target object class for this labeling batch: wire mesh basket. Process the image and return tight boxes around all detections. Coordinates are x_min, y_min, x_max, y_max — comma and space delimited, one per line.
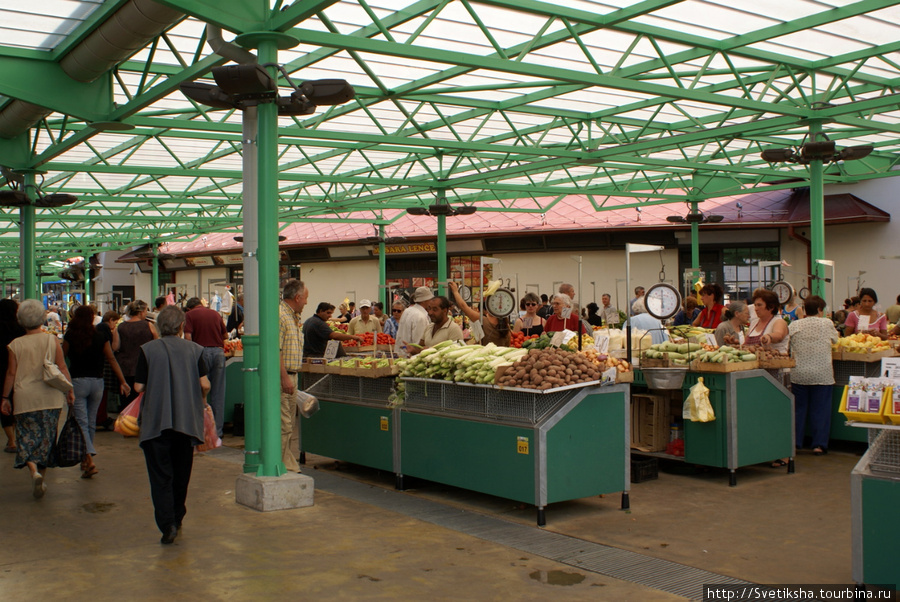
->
401, 378, 587, 424
867, 429, 900, 475
305, 374, 394, 407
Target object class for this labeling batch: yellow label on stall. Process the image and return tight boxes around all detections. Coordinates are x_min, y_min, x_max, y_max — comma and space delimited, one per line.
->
517, 436, 529, 455
380, 416, 389, 431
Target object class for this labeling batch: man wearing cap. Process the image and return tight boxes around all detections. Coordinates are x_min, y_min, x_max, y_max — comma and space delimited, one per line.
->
348, 299, 383, 336
394, 287, 433, 358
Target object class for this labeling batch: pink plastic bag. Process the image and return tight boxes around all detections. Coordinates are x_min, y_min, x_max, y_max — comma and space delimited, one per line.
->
195, 405, 222, 452
114, 394, 142, 437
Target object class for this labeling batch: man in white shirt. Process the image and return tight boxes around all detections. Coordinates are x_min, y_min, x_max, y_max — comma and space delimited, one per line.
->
394, 287, 433, 357
601, 293, 619, 327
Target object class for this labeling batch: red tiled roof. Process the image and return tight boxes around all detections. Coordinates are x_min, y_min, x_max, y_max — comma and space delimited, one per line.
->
123, 189, 889, 260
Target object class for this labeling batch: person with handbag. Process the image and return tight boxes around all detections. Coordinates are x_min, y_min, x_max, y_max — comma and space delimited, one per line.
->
134, 305, 210, 545
0, 299, 75, 499
63, 305, 131, 479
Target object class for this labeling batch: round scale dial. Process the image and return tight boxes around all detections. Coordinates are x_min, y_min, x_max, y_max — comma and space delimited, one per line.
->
798, 287, 810, 300
485, 288, 516, 318
457, 284, 473, 304
644, 283, 682, 320
771, 281, 794, 305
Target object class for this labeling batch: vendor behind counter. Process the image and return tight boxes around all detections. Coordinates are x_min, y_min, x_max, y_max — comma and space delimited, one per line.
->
303, 302, 364, 358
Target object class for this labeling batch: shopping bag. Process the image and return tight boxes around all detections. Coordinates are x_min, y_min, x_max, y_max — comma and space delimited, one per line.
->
682, 377, 714, 422
114, 394, 142, 437
295, 390, 320, 419
55, 412, 87, 467
44, 360, 74, 393
195, 405, 221, 452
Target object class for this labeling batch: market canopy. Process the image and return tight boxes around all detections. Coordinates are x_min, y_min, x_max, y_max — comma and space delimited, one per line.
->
1, 0, 899, 270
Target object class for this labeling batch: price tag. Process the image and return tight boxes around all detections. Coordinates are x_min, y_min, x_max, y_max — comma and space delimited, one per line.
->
517, 436, 529, 455
470, 319, 485, 344
857, 314, 871, 331
561, 307, 572, 319
324, 340, 341, 362
549, 330, 569, 348
380, 416, 389, 431
704, 333, 717, 346
593, 333, 609, 353
881, 358, 900, 379
522, 316, 533, 329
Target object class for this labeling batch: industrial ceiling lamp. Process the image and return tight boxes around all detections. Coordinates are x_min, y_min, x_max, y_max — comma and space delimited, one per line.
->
0, 190, 29, 207
761, 135, 873, 165
406, 187, 477, 217
180, 63, 355, 116
666, 210, 723, 224
35, 193, 78, 208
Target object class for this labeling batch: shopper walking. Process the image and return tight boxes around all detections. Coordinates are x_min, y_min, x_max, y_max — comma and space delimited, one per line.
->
279, 279, 308, 473
0, 299, 24, 454
116, 300, 159, 408
134, 305, 210, 544
63, 305, 130, 479
184, 297, 227, 438
1, 299, 75, 499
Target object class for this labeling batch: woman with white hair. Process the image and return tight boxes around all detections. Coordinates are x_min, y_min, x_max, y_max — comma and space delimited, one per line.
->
1, 299, 75, 499
627, 297, 669, 345
545, 293, 589, 335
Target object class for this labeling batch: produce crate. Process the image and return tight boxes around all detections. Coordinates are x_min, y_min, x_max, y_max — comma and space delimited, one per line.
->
758, 357, 795, 369
838, 349, 895, 362
639, 357, 673, 368
631, 393, 670, 452
690, 359, 759, 373
883, 386, 900, 426
630, 457, 659, 483
616, 371, 635, 384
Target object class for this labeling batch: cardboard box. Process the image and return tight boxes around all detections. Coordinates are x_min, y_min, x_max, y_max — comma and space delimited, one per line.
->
631, 393, 670, 452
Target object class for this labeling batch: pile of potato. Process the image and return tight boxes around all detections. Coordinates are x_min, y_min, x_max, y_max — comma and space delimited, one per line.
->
496, 348, 602, 390
736, 344, 790, 361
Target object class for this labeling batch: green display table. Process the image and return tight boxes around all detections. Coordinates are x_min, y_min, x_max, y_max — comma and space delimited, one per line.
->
634, 368, 794, 486
300, 374, 631, 526
223, 357, 244, 423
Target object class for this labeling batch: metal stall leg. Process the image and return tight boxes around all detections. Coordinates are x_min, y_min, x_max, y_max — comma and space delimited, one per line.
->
620, 491, 630, 510
788, 457, 795, 474
396, 474, 406, 490
299, 451, 306, 465
729, 470, 737, 487
536, 506, 546, 527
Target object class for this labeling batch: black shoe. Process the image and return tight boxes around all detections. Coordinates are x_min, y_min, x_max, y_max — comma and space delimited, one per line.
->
160, 524, 178, 545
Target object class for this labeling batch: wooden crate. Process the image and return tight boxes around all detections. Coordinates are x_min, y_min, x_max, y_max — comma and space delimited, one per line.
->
690, 359, 759, 373
758, 357, 795, 369
631, 393, 670, 452
839, 348, 895, 362
616, 371, 635, 384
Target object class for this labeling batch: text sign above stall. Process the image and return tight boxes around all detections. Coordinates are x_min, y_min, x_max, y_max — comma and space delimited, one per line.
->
372, 243, 436, 255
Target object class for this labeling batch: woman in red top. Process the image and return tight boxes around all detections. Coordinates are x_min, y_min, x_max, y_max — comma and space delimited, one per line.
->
692, 283, 726, 329
545, 294, 589, 334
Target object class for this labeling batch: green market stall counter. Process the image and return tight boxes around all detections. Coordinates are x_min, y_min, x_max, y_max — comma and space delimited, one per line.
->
634, 368, 795, 486
399, 378, 631, 526
299, 374, 631, 526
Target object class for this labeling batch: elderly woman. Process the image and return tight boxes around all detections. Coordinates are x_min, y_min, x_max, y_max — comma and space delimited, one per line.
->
747, 289, 789, 353
1, 299, 75, 499
545, 293, 589, 335
134, 305, 210, 545
692, 283, 726, 329
116, 300, 158, 408
715, 301, 751, 346
514, 292, 546, 336
63, 305, 130, 479
448, 281, 511, 347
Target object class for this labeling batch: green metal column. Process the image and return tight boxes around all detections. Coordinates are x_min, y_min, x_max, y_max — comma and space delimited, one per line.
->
808, 121, 826, 298
151, 243, 159, 301
689, 201, 700, 271
255, 36, 285, 477
242, 103, 261, 474
378, 224, 387, 307
20, 172, 37, 300
436, 214, 447, 295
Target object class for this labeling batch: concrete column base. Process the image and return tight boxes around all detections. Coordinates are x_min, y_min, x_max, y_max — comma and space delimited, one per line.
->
235, 473, 314, 512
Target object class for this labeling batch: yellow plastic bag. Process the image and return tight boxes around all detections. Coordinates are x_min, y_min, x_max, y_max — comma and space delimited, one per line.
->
682, 377, 715, 422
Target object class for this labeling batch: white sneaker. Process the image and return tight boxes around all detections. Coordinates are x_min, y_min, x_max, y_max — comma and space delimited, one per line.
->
32, 472, 45, 499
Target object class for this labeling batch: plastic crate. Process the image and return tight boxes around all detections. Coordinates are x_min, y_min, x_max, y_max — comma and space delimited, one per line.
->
631, 457, 659, 483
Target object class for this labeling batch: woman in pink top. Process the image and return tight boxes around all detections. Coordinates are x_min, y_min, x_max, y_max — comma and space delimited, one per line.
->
843, 288, 888, 338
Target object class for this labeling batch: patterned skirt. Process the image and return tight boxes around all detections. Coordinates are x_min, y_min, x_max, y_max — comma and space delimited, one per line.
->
14, 409, 61, 470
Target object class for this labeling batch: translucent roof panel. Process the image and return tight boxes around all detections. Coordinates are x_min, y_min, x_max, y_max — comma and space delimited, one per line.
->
0, 0, 103, 52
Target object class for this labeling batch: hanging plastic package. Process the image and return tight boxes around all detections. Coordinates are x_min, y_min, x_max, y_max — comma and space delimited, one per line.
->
682, 377, 715, 422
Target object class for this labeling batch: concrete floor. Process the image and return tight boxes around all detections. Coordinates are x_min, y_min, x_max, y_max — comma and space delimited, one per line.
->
0, 422, 864, 601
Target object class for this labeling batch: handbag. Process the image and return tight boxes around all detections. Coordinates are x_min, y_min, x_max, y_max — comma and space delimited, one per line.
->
56, 412, 87, 467
43, 335, 74, 393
